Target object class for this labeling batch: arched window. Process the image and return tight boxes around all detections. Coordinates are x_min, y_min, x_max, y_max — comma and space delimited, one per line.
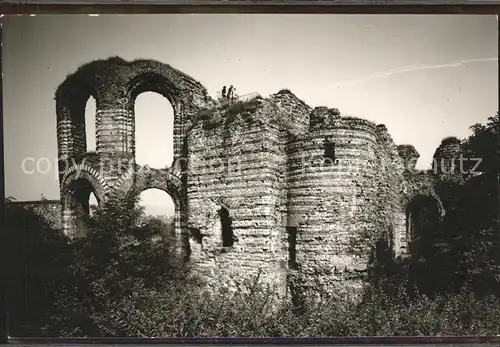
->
65, 178, 101, 237
324, 137, 337, 165
134, 92, 174, 168
85, 96, 97, 152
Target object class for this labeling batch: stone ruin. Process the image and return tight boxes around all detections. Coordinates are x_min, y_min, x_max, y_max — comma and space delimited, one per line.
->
14, 57, 465, 299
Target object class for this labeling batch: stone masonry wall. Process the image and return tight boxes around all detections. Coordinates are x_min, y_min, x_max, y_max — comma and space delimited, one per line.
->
185, 92, 416, 299
371, 125, 407, 259
9, 200, 63, 230
186, 98, 288, 295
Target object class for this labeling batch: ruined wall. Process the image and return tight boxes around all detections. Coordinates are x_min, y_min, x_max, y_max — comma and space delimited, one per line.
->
287, 111, 392, 298
51, 57, 457, 302
55, 57, 212, 238
185, 90, 416, 299
186, 97, 287, 294
432, 137, 464, 176
371, 125, 407, 259
8, 200, 63, 230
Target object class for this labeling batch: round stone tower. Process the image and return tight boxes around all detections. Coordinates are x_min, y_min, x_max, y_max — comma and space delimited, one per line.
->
285, 107, 380, 298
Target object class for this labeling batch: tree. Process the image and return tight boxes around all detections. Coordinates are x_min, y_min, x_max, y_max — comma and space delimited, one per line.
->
370, 113, 500, 298
45, 195, 189, 337
5, 200, 72, 337
460, 113, 499, 295
462, 113, 499, 177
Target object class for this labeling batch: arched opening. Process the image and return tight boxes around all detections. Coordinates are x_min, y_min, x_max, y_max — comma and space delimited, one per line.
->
137, 188, 176, 240
218, 207, 234, 247
134, 92, 174, 169
406, 195, 441, 257
84, 96, 97, 152
65, 178, 101, 237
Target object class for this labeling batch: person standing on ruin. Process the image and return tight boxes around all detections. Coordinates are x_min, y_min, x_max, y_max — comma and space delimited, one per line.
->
222, 85, 227, 99
227, 85, 233, 100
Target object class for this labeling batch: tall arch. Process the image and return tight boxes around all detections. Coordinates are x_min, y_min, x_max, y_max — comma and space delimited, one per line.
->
125, 71, 182, 168
218, 206, 234, 247
134, 92, 174, 168
55, 59, 115, 162
123, 61, 212, 166
60, 166, 108, 237
89, 192, 98, 217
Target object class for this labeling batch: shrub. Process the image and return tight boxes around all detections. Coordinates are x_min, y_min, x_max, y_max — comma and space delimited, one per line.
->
7, 193, 500, 337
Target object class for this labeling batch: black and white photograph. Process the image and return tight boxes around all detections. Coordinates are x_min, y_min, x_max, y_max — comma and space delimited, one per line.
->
3, 14, 499, 338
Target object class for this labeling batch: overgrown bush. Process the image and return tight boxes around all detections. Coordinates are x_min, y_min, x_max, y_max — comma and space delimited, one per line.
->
7, 192, 500, 337
6, 113, 500, 337
5, 199, 73, 337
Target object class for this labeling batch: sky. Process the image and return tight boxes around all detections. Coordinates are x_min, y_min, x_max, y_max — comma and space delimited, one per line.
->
2, 14, 498, 216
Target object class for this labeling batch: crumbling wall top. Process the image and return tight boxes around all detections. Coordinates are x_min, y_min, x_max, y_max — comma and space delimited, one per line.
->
267, 89, 311, 134
55, 57, 212, 110
309, 106, 341, 129
433, 137, 462, 157
432, 136, 463, 172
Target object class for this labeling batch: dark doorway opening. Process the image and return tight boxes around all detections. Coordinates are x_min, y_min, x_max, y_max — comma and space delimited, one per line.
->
218, 207, 234, 247
66, 178, 100, 238
406, 195, 441, 258
287, 226, 298, 269
324, 137, 336, 164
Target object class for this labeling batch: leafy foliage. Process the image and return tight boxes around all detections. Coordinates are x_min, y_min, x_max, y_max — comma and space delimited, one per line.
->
43, 195, 188, 337
372, 113, 500, 297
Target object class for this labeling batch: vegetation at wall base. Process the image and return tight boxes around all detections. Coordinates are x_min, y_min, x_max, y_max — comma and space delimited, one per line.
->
5, 113, 499, 337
